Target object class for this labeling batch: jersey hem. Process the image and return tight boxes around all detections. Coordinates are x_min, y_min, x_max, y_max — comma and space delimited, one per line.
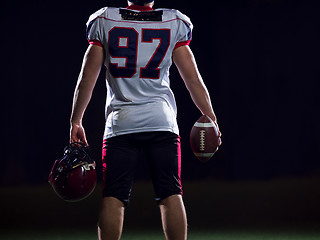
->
103, 127, 179, 140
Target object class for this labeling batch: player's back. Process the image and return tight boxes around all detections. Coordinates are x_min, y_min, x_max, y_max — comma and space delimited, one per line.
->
86, 5, 193, 138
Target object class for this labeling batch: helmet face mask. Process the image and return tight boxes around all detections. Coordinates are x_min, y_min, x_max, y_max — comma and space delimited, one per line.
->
49, 143, 97, 202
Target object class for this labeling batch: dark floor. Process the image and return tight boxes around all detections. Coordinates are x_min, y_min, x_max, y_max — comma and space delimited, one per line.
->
1, 177, 320, 232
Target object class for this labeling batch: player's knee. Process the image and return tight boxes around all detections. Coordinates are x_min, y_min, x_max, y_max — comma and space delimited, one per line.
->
158, 194, 183, 206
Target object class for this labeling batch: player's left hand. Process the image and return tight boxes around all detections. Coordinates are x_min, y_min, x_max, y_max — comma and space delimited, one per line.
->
213, 121, 222, 147
70, 123, 89, 146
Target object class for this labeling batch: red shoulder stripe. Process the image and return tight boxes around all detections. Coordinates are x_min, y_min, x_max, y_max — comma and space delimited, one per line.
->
174, 40, 191, 50
88, 40, 103, 48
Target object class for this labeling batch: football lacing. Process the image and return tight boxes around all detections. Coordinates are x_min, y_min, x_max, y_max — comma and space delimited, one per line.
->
200, 130, 205, 151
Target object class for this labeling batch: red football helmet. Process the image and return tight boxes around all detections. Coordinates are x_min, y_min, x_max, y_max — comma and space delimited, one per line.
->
49, 142, 97, 202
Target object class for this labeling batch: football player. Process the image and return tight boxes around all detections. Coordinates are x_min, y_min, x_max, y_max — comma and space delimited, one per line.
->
69, 0, 221, 239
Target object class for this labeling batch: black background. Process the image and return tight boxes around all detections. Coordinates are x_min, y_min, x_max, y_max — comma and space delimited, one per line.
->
1, 0, 320, 185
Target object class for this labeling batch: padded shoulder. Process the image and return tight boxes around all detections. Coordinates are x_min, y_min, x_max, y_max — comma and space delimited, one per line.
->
86, 7, 108, 27
159, 8, 193, 29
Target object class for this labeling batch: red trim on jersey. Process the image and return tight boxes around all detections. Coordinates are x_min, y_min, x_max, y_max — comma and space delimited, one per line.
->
88, 40, 103, 47
126, 5, 153, 11
95, 16, 190, 26
174, 40, 191, 50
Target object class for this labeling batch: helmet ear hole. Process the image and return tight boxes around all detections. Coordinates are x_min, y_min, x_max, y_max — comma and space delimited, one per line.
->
49, 143, 97, 202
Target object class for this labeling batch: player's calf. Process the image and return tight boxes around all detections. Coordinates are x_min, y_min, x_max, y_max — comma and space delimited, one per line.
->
159, 194, 187, 240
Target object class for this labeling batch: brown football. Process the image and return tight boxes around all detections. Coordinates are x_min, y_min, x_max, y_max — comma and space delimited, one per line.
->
190, 115, 220, 163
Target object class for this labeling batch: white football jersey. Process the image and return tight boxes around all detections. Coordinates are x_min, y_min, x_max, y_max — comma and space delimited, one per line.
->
86, 6, 193, 139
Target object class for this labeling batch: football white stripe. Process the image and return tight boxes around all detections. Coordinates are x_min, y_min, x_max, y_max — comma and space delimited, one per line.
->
194, 122, 214, 128
194, 152, 214, 157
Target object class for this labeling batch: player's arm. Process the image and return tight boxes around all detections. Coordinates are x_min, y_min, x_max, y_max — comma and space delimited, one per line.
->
173, 45, 221, 135
70, 44, 104, 145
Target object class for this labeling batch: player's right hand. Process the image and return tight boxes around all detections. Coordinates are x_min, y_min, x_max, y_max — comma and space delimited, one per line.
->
70, 123, 89, 146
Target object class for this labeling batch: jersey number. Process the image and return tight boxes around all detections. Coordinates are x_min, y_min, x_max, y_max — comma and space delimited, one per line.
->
109, 27, 170, 79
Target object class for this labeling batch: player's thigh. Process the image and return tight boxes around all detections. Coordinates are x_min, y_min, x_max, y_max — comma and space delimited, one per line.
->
102, 135, 140, 205
145, 132, 182, 201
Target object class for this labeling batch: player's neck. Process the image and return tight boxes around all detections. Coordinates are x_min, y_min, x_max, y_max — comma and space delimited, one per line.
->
126, 4, 153, 11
